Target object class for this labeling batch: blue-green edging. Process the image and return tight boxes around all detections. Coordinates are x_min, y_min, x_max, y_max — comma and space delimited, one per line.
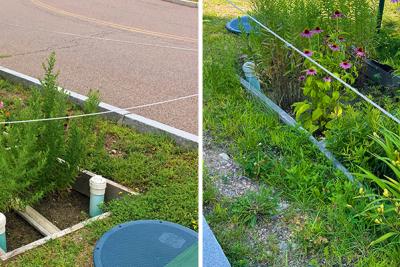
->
240, 77, 357, 184
203, 217, 231, 267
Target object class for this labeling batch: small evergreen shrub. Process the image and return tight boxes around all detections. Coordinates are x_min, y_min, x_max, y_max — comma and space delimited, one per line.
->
0, 53, 99, 211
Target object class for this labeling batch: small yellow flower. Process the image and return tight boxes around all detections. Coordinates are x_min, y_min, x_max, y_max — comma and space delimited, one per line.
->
383, 188, 390, 198
374, 218, 383, 224
359, 187, 365, 195
377, 204, 384, 214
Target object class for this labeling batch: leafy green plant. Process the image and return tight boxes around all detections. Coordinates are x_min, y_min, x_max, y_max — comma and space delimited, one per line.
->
325, 104, 384, 171
292, 16, 362, 133
356, 127, 400, 246
325, 101, 400, 176
247, 0, 379, 109
231, 187, 278, 227
0, 53, 99, 211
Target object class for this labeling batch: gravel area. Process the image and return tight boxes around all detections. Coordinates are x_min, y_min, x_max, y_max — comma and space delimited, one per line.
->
204, 135, 259, 198
204, 133, 310, 266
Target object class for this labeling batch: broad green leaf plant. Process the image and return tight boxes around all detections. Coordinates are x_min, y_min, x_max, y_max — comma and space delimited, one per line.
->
356, 127, 400, 247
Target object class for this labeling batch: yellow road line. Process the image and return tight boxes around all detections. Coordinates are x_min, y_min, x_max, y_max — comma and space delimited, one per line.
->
30, 0, 197, 43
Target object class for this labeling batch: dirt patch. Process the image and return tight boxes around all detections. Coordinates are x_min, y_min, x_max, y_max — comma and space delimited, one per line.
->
4, 212, 43, 251
105, 133, 126, 158
33, 190, 89, 230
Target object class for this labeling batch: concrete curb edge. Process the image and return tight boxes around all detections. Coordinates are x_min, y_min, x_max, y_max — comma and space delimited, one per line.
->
0, 65, 198, 149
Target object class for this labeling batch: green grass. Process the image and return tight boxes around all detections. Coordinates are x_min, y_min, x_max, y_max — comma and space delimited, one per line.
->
0, 78, 198, 266
203, 0, 400, 266
377, 2, 400, 73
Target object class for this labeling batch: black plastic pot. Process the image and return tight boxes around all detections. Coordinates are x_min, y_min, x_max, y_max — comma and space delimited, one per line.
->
364, 59, 400, 89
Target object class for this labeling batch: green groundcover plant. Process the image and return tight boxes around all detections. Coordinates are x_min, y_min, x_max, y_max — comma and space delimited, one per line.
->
0, 53, 99, 211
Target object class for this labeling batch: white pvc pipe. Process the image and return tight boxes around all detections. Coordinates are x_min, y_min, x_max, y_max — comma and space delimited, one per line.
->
242, 62, 261, 91
0, 213, 6, 252
89, 176, 107, 217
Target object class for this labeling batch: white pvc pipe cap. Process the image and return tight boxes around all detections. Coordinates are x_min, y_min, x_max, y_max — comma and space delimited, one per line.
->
242, 61, 256, 75
89, 175, 107, 196
0, 213, 6, 234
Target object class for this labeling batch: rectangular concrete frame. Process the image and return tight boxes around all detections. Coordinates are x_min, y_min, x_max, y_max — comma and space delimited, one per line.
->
0, 170, 136, 262
0, 66, 198, 149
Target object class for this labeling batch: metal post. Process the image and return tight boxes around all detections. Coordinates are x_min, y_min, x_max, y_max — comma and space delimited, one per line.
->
377, 0, 385, 31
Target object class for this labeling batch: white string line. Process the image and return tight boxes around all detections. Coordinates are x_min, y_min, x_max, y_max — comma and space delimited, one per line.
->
226, 0, 400, 125
0, 94, 198, 125
0, 22, 197, 52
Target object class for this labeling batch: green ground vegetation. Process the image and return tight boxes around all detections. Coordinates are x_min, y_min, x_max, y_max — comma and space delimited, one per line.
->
203, 0, 400, 266
0, 77, 198, 266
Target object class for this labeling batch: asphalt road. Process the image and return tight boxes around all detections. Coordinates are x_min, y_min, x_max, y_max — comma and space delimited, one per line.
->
0, 0, 198, 134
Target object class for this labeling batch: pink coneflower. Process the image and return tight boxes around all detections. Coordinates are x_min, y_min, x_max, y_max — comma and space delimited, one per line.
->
301, 29, 313, 38
298, 75, 306, 81
332, 10, 344, 19
338, 36, 346, 42
340, 61, 352, 70
0, 101, 3, 109
306, 69, 317, 76
311, 27, 323, 34
355, 47, 366, 58
303, 49, 313, 57
329, 43, 340, 51
323, 76, 332, 83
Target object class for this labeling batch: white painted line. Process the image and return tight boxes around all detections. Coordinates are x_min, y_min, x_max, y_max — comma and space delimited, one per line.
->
0, 22, 197, 52
162, 0, 198, 8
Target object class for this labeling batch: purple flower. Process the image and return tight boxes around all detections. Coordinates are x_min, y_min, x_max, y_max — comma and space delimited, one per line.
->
311, 27, 323, 34
298, 75, 306, 81
329, 43, 340, 51
338, 36, 346, 42
304, 49, 313, 57
301, 29, 313, 38
355, 47, 366, 58
306, 69, 317, 76
323, 76, 332, 83
391, 0, 399, 3
332, 10, 344, 19
0, 101, 3, 109
340, 61, 352, 70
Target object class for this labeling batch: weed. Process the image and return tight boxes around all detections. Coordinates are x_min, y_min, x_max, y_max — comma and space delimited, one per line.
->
231, 187, 278, 227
